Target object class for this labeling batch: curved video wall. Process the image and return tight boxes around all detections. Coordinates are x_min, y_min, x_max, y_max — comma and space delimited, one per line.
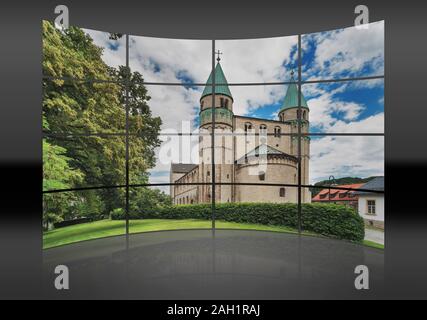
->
42, 20, 384, 249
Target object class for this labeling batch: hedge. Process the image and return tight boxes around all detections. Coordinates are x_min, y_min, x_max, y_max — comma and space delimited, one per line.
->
111, 202, 365, 242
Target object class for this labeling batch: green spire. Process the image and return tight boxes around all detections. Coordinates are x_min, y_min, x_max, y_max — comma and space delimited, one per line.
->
201, 62, 233, 101
280, 71, 308, 111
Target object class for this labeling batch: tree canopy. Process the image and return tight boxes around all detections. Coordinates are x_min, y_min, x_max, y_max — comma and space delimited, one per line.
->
42, 21, 169, 228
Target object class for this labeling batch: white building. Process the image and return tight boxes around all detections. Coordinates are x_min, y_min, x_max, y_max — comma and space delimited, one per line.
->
356, 177, 384, 229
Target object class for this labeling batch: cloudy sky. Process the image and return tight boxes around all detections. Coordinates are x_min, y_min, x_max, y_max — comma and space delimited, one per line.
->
85, 21, 384, 191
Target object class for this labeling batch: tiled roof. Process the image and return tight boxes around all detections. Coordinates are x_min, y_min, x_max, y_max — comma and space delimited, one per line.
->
171, 163, 198, 174
312, 183, 364, 201
236, 144, 298, 164
355, 176, 384, 194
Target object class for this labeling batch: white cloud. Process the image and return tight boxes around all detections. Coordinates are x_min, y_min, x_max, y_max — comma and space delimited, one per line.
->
216, 37, 297, 83
303, 21, 384, 79
303, 79, 384, 133
310, 135, 384, 183
83, 28, 126, 69
128, 36, 212, 84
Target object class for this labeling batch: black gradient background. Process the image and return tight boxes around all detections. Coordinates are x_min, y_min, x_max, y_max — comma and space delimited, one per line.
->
0, 0, 426, 300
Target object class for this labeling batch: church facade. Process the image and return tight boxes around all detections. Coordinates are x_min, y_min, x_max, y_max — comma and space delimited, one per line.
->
170, 60, 311, 205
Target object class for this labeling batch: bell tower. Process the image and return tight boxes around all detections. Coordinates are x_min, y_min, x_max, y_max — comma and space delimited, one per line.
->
278, 70, 311, 202
199, 52, 234, 203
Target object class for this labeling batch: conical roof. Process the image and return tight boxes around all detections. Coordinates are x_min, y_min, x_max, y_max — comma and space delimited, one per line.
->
280, 72, 308, 111
201, 62, 233, 101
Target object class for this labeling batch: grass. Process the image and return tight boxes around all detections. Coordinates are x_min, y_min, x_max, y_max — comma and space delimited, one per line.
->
363, 239, 384, 249
43, 219, 305, 249
43, 218, 384, 250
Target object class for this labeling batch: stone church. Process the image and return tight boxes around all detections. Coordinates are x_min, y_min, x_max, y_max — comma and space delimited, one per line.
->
170, 58, 310, 205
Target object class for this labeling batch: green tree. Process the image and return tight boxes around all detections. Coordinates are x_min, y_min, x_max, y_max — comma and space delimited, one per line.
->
130, 187, 172, 215
42, 21, 162, 221
42, 138, 83, 229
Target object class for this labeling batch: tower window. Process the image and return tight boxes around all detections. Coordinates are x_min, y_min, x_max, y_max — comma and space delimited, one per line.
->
259, 171, 265, 181
220, 98, 225, 107
225, 99, 229, 108
201, 101, 204, 109
207, 171, 210, 176
279, 187, 286, 197
274, 126, 281, 138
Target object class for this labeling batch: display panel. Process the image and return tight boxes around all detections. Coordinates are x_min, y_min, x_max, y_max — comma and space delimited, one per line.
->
42, 19, 384, 252
302, 80, 384, 133
129, 35, 211, 84
301, 21, 384, 81
215, 36, 298, 83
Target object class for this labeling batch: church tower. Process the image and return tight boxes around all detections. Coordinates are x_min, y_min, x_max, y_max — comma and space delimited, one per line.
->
198, 53, 234, 203
278, 71, 310, 202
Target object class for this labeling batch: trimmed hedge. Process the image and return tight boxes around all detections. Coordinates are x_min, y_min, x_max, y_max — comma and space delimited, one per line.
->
111, 202, 365, 242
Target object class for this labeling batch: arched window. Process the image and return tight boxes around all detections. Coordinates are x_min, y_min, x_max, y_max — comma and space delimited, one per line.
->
220, 97, 225, 107
303, 110, 306, 119
244, 122, 252, 132
279, 187, 286, 197
274, 126, 281, 138
260, 124, 267, 134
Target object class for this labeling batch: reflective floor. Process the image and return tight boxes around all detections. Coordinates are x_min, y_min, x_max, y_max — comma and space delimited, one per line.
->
43, 229, 384, 299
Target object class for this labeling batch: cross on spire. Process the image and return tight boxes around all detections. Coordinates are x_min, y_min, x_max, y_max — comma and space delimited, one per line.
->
215, 50, 223, 62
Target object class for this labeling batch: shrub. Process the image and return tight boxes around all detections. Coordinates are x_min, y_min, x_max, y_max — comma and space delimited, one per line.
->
110, 208, 125, 220
111, 202, 365, 242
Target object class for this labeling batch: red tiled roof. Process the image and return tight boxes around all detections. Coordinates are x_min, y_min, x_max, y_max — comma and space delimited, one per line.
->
312, 183, 364, 202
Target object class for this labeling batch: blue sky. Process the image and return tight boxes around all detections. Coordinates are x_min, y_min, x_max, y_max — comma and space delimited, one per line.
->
86, 21, 384, 189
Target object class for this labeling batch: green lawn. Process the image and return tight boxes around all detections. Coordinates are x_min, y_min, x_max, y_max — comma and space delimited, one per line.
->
362, 239, 384, 249
43, 218, 384, 250
43, 219, 305, 249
